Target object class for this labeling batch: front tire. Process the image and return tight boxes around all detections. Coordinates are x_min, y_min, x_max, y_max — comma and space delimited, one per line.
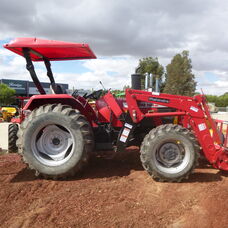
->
140, 124, 199, 182
17, 104, 94, 179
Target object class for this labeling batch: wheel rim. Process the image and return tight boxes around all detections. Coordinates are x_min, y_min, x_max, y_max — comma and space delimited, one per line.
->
31, 124, 75, 166
155, 140, 190, 174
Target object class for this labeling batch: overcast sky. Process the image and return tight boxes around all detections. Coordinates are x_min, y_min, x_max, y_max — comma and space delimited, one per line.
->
0, 0, 228, 95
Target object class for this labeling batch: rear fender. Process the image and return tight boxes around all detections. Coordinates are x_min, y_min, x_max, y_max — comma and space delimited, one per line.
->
23, 94, 97, 124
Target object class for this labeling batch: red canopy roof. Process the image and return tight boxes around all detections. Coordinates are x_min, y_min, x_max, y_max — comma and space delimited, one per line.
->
4, 37, 96, 61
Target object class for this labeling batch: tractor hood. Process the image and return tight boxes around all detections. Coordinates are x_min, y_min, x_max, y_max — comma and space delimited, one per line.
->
4, 37, 96, 61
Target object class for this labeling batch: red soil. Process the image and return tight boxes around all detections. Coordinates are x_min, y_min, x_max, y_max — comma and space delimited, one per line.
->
0, 148, 227, 228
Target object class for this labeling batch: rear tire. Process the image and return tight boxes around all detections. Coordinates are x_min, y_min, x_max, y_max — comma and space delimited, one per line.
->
140, 124, 200, 182
8, 123, 18, 153
17, 104, 94, 179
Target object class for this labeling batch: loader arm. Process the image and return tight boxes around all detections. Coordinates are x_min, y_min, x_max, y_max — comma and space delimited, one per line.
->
125, 89, 228, 171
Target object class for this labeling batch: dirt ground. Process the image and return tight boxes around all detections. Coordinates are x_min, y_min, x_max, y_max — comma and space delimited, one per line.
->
0, 147, 227, 228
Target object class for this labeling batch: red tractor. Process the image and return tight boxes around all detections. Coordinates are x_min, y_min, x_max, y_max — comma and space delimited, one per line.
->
4, 37, 228, 182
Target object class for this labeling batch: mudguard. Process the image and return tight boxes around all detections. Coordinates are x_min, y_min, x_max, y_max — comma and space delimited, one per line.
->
23, 94, 97, 124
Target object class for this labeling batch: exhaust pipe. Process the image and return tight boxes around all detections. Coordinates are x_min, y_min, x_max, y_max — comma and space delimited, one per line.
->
131, 74, 141, 90
149, 73, 153, 91
145, 73, 149, 90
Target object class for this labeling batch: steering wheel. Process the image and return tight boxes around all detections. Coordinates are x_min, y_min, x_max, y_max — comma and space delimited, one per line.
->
72, 89, 79, 97
83, 89, 103, 100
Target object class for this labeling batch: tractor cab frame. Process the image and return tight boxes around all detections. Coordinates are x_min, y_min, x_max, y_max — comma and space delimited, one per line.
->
4, 37, 96, 95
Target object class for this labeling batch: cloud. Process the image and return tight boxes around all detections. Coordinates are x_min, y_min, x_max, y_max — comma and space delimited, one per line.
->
54, 57, 138, 90
0, 0, 228, 94
0, 0, 222, 57
0, 46, 138, 90
194, 69, 228, 95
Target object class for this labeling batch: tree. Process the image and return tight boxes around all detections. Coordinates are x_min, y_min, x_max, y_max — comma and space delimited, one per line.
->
136, 57, 164, 90
163, 50, 196, 96
217, 93, 228, 107
0, 84, 16, 106
206, 93, 228, 107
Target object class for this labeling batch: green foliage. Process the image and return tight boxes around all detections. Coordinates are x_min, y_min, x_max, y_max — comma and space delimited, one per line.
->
206, 93, 228, 107
163, 50, 196, 96
0, 84, 16, 106
111, 89, 125, 97
136, 57, 164, 89
137, 57, 164, 77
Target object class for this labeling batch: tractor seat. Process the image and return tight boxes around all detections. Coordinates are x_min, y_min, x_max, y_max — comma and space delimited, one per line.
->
50, 83, 67, 94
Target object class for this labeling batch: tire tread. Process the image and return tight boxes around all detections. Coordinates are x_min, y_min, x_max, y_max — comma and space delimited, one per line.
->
140, 124, 200, 182
16, 104, 94, 179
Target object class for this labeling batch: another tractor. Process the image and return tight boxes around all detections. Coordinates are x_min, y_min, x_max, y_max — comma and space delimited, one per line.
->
0, 97, 29, 152
0, 106, 18, 122
3, 37, 228, 182
0, 106, 19, 152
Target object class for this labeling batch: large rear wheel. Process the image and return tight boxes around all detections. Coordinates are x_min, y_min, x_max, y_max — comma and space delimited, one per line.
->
17, 104, 94, 179
140, 124, 200, 182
